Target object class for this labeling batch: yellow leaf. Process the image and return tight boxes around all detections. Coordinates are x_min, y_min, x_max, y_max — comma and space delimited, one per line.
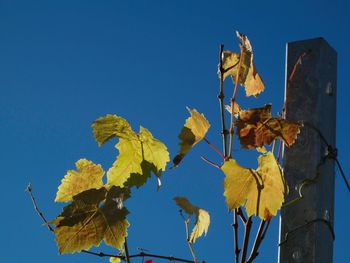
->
107, 127, 169, 188
221, 152, 285, 220
92, 114, 135, 146
173, 108, 210, 167
52, 187, 129, 254
220, 32, 265, 97
55, 159, 104, 202
190, 209, 210, 244
92, 114, 169, 188
110, 258, 121, 263
174, 197, 210, 243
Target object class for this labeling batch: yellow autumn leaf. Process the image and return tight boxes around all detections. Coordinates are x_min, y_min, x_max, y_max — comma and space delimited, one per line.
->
110, 257, 121, 263
92, 114, 169, 188
173, 108, 210, 167
92, 114, 135, 146
220, 32, 265, 97
221, 152, 285, 220
174, 197, 210, 243
107, 127, 169, 188
55, 159, 104, 202
52, 187, 129, 254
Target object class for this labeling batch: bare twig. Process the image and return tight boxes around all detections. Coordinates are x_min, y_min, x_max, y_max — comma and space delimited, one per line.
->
200, 156, 221, 170
246, 219, 268, 263
240, 217, 252, 263
236, 207, 247, 224
27, 184, 200, 263
233, 209, 241, 263
218, 44, 229, 157
203, 137, 225, 159
228, 46, 243, 158
26, 183, 54, 232
180, 210, 198, 263
129, 252, 203, 263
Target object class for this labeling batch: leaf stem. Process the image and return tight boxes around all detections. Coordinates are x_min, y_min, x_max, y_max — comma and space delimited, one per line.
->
203, 137, 225, 159
200, 156, 221, 170
218, 44, 229, 158
228, 46, 243, 158
180, 211, 198, 263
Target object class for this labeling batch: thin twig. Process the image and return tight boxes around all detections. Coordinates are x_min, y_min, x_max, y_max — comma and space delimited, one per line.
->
203, 137, 225, 159
236, 207, 247, 224
229, 46, 243, 158
130, 252, 203, 263
200, 156, 221, 170
240, 217, 252, 263
27, 184, 200, 263
26, 183, 54, 232
218, 44, 229, 157
246, 220, 267, 263
180, 211, 197, 263
233, 209, 240, 263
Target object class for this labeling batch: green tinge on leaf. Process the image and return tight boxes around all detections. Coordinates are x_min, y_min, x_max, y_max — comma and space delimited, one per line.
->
221, 152, 285, 220
55, 159, 104, 202
173, 108, 210, 167
92, 114, 135, 146
107, 127, 169, 188
92, 114, 169, 188
174, 196, 210, 243
52, 188, 129, 254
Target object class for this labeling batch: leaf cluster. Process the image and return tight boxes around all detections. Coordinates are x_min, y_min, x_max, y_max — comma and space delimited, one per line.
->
46, 30, 304, 263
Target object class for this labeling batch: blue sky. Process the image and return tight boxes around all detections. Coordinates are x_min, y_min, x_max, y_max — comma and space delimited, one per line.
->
1, 0, 349, 262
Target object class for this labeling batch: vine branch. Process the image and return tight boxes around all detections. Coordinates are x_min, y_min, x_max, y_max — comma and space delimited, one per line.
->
233, 209, 241, 263
240, 216, 252, 263
180, 210, 198, 263
27, 184, 200, 263
229, 46, 243, 158
246, 219, 269, 263
218, 44, 229, 157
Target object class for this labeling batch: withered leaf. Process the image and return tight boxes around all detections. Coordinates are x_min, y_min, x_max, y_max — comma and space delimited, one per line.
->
173, 108, 210, 167
220, 32, 265, 97
236, 104, 302, 149
174, 196, 210, 243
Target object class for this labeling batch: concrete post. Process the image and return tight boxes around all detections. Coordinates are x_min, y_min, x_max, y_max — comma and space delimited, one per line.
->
278, 38, 337, 263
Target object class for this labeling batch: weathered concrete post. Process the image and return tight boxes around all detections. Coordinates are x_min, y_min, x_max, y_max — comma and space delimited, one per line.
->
278, 38, 337, 263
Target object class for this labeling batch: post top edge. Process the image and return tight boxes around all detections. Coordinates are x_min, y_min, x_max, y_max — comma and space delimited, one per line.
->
287, 37, 337, 54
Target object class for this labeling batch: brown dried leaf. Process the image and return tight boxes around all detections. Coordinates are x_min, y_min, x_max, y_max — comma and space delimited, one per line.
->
236, 104, 303, 149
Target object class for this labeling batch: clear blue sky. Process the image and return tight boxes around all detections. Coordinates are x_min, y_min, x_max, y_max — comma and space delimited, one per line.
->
1, 0, 349, 262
